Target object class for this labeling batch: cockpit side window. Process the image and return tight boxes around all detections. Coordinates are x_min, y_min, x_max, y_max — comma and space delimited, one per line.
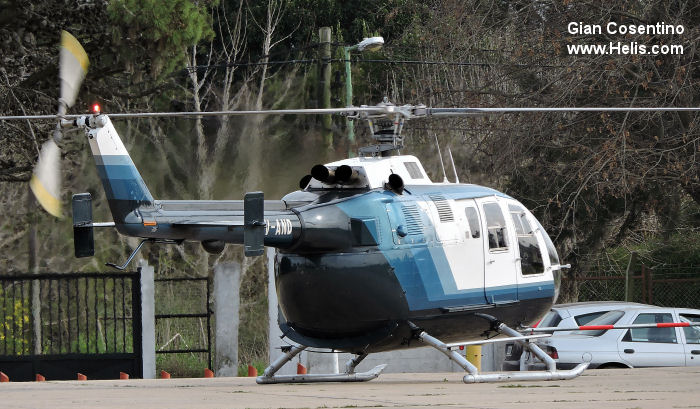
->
533, 218, 560, 266
508, 205, 544, 275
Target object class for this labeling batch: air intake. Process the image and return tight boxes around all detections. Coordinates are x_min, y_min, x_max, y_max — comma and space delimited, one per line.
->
429, 194, 454, 222
401, 204, 423, 235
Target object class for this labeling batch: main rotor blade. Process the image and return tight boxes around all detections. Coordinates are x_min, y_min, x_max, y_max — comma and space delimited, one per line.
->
59, 30, 89, 108
0, 114, 69, 120
427, 107, 700, 116
29, 139, 62, 218
106, 106, 387, 118
3, 106, 699, 122
0, 107, 387, 121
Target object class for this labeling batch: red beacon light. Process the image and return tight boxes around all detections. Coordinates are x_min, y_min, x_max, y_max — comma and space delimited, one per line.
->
91, 103, 101, 115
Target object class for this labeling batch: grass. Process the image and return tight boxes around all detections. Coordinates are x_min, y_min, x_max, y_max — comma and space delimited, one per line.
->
237, 360, 268, 376
157, 352, 210, 378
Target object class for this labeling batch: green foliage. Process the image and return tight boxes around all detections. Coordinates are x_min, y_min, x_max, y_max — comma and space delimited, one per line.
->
157, 353, 208, 377
605, 232, 700, 275
0, 289, 31, 355
596, 200, 700, 273
238, 255, 269, 367
237, 360, 267, 377
107, 0, 218, 78
245, 0, 423, 60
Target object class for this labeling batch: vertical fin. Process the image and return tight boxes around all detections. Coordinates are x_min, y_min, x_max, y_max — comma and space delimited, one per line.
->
87, 116, 154, 224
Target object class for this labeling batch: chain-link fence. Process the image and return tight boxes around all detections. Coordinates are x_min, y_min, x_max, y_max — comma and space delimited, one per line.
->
575, 277, 628, 303
572, 265, 700, 309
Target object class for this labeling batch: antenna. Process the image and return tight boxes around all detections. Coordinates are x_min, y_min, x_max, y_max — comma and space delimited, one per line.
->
447, 147, 460, 184
433, 133, 448, 183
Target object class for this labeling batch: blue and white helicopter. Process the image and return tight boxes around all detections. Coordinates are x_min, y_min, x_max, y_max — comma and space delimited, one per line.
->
4, 32, 699, 384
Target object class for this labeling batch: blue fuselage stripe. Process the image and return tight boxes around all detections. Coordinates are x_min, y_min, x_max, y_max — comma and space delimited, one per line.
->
336, 188, 554, 311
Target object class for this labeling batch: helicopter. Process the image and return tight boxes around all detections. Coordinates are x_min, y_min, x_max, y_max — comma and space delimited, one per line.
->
3, 31, 699, 384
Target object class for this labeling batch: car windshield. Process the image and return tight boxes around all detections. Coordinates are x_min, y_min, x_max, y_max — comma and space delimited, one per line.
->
573, 310, 625, 336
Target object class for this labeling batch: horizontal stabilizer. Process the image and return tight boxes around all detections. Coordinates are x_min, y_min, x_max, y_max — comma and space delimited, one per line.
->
72, 193, 94, 257
172, 220, 245, 226
244, 192, 265, 256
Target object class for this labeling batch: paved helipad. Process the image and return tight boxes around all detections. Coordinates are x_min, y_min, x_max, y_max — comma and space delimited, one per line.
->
2, 367, 699, 408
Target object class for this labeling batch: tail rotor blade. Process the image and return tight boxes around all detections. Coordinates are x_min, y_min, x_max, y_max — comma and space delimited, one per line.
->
29, 139, 62, 218
31, 31, 88, 218
59, 30, 89, 109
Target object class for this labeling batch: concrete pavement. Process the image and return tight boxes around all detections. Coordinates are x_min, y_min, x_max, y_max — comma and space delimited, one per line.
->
1, 366, 698, 408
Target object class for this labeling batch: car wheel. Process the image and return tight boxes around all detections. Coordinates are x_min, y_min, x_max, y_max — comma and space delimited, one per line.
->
597, 363, 628, 369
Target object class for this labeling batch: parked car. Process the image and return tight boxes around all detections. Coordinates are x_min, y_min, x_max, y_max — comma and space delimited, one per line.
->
532, 306, 700, 369
502, 301, 650, 370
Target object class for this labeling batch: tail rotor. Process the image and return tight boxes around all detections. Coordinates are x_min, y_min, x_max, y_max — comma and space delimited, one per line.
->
29, 31, 89, 218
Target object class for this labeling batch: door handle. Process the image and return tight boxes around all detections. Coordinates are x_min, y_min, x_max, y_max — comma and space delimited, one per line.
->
487, 259, 495, 264
692, 350, 700, 355
623, 349, 634, 354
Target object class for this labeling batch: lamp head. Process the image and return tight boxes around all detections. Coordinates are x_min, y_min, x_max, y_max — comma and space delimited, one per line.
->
356, 36, 384, 52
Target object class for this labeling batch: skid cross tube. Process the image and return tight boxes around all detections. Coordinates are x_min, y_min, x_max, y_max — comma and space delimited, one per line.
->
105, 239, 152, 270
411, 318, 589, 384
345, 352, 368, 374
256, 345, 386, 384
414, 330, 480, 374
105, 239, 181, 270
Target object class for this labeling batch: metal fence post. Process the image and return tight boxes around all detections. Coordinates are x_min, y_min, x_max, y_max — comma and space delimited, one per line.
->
642, 264, 649, 304
214, 262, 240, 377
139, 260, 156, 379
648, 267, 654, 305
624, 252, 636, 302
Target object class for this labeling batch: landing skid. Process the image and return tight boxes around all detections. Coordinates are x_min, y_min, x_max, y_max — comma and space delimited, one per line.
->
256, 345, 387, 384
410, 317, 588, 384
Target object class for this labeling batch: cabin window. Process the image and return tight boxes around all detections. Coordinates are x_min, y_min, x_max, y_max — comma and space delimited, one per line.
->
403, 162, 424, 179
509, 205, 544, 275
464, 207, 480, 238
483, 203, 508, 250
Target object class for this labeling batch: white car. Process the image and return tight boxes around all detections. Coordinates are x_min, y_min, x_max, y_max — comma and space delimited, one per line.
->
533, 306, 700, 369
503, 301, 649, 370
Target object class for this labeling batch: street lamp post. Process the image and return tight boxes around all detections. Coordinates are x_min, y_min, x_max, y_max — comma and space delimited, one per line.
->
344, 36, 384, 154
